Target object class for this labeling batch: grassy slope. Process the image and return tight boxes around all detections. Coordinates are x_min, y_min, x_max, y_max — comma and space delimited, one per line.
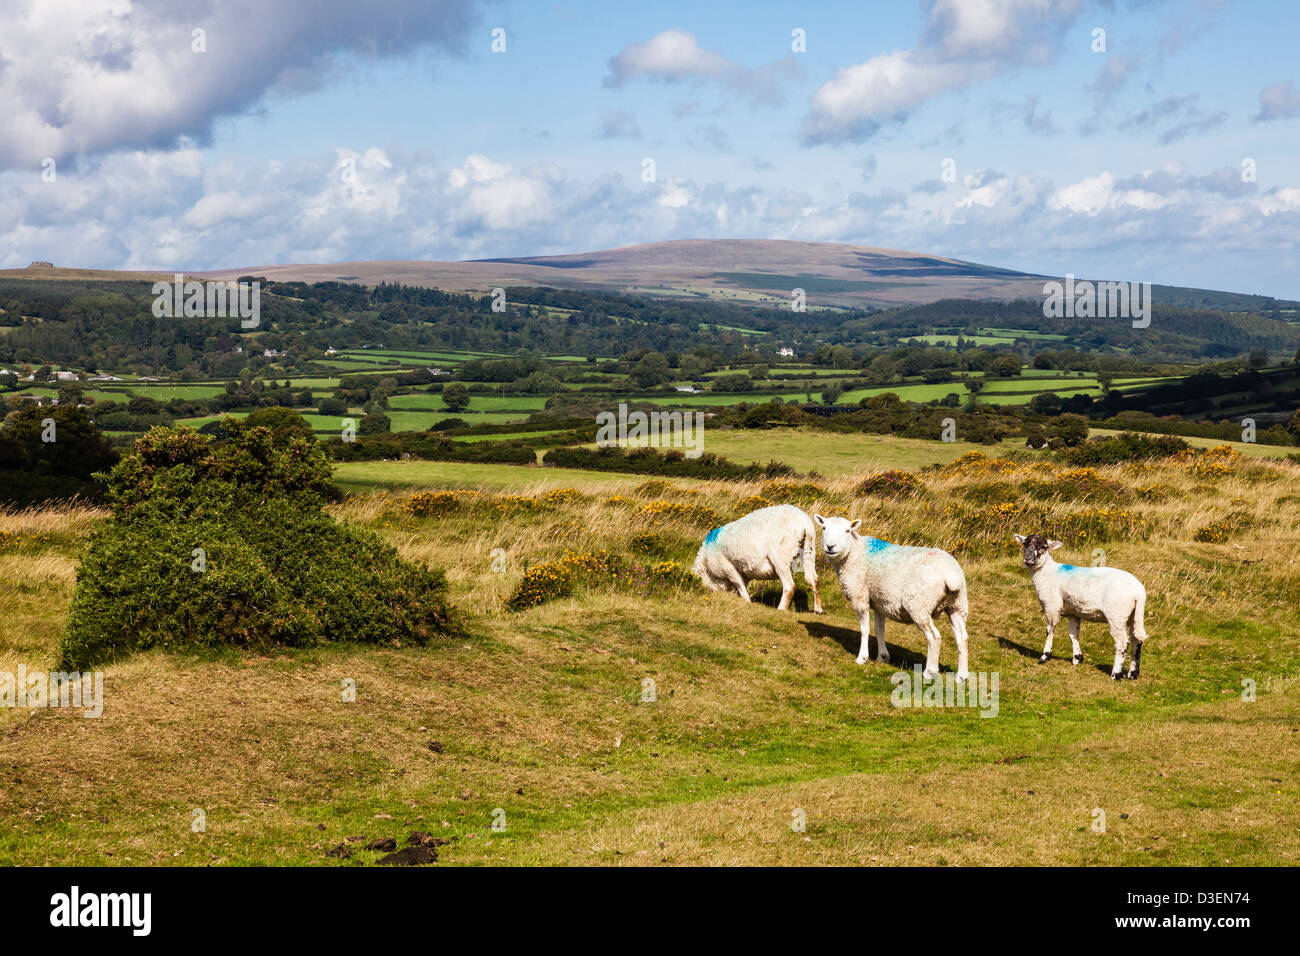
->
2, 441, 1298, 866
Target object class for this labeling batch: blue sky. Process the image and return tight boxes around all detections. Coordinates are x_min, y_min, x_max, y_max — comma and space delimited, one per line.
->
2, 0, 1298, 296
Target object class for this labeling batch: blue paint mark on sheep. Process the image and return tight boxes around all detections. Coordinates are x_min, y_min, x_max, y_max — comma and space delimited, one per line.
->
865, 537, 892, 554
704, 527, 722, 547
1060, 563, 1077, 571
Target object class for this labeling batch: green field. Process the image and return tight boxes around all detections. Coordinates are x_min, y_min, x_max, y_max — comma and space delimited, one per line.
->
616, 427, 1025, 476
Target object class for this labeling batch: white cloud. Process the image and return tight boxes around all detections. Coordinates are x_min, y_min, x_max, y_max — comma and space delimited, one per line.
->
2, 149, 1296, 299
802, 0, 1084, 143
604, 29, 800, 106
0, 0, 481, 170
605, 29, 732, 85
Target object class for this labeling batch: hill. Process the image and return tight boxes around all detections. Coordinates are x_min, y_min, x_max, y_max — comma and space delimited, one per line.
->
177, 239, 1298, 311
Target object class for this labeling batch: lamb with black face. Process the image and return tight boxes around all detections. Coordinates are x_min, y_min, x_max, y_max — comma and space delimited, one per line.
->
1013, 532, 1150, 679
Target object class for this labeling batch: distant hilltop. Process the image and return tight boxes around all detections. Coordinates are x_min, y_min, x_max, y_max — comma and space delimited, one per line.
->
28, 261, 53, 268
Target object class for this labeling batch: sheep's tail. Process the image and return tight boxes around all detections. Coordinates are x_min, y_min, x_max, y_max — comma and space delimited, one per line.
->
944, 561, 969, 616
1130, 588, 1148, 642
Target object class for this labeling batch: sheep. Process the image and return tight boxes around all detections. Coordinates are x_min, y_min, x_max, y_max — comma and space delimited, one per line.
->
814, 514, 971, 682
692, 504, 824, 613
1013, 533, 1148, 679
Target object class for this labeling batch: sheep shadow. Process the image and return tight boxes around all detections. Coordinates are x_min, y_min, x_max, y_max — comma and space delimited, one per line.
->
995, 634, 1123, 676
801, 621, 932, 671
751, 584, 814, 613
994, 634, 1042, 661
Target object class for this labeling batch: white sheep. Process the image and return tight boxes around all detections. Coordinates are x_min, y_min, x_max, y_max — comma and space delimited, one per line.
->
1013, 533, 1148, 679
814, 515, 971, 681
692, 504, 824, 613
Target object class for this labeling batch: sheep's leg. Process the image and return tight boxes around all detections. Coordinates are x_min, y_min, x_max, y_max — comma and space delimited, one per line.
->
920, 617, 942, 679
721, 562, 751, 602
1039, 615, 1059, 663
854, 606, 873, 665
872, 608, 890, 663
1128, 597, 1147, 680
949, 610, 970, 683
1109, 621, 1128, 679
804, 568, 824, 615
1067, 617, 1083, 665
774, 560, 796, 612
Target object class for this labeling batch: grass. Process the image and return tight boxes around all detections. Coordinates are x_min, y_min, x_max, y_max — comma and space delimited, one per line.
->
2, 437, 1298, 865
331, 460, 629, 491
606, 427, 1027, 476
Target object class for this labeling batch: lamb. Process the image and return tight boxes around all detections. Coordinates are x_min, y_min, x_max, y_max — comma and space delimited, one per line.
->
1013, 533, 1148, 679
692, 504, 824, 613
814, 515, 971, 682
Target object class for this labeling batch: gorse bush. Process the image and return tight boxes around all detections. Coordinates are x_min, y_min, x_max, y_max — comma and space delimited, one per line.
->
760, 480, 824, 504
1193, 520, 1232, 543
504, 548, 700, 611
1021, 467, 1130, 503
59, 421, 458, 668
855, 470, 923, 499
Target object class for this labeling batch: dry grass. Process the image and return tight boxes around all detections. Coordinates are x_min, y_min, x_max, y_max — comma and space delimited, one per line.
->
1, 442, 1298, 865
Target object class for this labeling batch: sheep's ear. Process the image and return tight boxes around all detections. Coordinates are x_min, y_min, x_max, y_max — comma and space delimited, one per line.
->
813, 513, 825, 527
850, 519, 862, 533
1013, 534, 1026, 544
1047, 539, 1063, 550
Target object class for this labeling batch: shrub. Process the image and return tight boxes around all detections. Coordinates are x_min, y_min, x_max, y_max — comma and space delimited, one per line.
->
1021, 467, 1129, 503
941, 451, 1017, 477
1058, 432, 1189, 466
403, 490, 481, 517
855, 470, 922, 499
504, 549, 701, 611
760, 480, 823, 504
962, 480, 1018, 505
635, 500, 720, 527
736, 494, 772, 512
1174, 445, 1242, 479
630, 532, 673, 557
59, 423, 458, 668
1193, 520, 1232, 543
505, 549, 623, 610
543, 445, 794, 481
1136, 482, 1178, 502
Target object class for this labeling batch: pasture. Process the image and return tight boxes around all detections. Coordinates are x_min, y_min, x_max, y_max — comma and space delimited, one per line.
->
1, 433, 1298, 866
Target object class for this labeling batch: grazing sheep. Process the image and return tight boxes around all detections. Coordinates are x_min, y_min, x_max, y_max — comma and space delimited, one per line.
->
692, 505, 823, 613
814, 515, 971, 682
1013, 533, 1148, 679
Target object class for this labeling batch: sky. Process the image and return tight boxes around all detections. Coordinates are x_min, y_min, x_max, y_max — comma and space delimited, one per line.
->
1, 0, 1298, 297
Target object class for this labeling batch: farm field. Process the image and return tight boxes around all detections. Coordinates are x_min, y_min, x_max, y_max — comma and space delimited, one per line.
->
2, 433, 1298, 866
606, 427, 1027, 476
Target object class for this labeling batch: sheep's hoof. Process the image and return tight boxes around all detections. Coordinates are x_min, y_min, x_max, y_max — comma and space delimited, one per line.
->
1072, 654, 1083, 665
1128, 671, 1140, 681
813, 608, 825, 615
1038, 653, 1050, 663
1111, 672, 1124, 681
922, 668, 938, 680
955, 672, 970, 684
854, 656, 868, 665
